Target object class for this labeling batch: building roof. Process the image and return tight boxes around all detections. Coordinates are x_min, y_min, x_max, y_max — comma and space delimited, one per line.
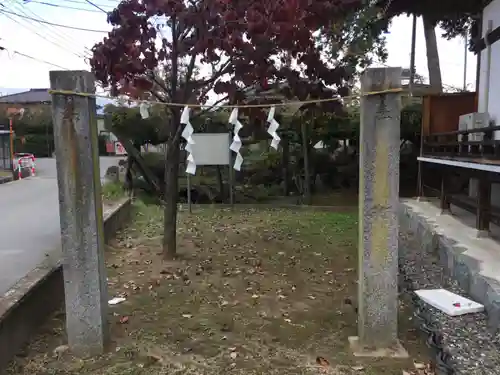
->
0, 89, 51, 104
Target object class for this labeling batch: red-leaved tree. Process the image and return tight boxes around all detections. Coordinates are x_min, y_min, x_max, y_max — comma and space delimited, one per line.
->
90, 0, 362, 258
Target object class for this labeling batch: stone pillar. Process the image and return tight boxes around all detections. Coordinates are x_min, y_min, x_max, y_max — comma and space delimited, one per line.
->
50, 70, 109, 356
349, 67, 407, 357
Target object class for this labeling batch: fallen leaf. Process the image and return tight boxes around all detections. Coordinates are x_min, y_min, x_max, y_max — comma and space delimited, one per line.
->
230, 352, 238, 359
414, 362, 425, 370
119, 316, 129, 324
146, 351, 164, 364
316, 356, 329, 367
352, 365, 364, 371
182, 314, 192, 318
53, 345, 69, 357
284, 318, 292, 323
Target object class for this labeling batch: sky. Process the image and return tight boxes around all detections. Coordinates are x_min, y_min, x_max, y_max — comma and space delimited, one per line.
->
0, 0, 478, 98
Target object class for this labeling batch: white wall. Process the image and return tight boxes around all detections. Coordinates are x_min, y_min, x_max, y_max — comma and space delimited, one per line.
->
470, 0, 500, 203
478, 0, 500, 134
97, 118, 117, 142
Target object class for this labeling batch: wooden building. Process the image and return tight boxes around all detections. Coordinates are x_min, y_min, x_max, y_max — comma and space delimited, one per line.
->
417, 0, 500, 234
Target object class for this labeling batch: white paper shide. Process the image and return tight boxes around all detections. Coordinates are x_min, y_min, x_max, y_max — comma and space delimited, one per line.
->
266, 106, 281, 150
228, 108, 244, 171
139, 102, 150, 119
181, 106, 196, 175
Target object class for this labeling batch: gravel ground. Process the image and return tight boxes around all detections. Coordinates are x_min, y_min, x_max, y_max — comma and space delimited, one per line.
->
399, 231, 500, 375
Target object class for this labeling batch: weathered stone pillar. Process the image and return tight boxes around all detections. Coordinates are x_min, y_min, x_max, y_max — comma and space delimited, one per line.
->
349, 67, 407, 357
50, 70, 109, 356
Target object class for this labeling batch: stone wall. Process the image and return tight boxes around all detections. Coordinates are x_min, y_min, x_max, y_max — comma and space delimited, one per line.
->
399, 200, 500, 331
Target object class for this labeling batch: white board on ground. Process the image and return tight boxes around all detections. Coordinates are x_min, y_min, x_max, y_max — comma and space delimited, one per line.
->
415, 289, 484, 316
190, 133, 230, 166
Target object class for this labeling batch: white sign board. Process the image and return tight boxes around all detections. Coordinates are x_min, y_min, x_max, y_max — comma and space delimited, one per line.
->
190, 133, 230, 166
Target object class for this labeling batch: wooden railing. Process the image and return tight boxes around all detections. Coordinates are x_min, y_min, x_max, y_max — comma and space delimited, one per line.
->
423, 125, 500, 160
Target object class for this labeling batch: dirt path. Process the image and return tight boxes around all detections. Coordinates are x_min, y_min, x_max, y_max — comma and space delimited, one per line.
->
7, 203, 431, 375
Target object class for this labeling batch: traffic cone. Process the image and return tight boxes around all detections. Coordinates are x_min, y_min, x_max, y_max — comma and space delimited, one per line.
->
17, 165, 22, 180
31, 165, 35, 177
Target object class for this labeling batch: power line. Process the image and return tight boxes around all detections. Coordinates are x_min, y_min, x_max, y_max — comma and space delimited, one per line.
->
0, 8, 109, 32
5, 0, 93, 58
22, 0, 105, 13
0, 8, 88, 59
54, 0, 112, 5
0, 45, 70, 70
15, 0, 101, 56
83, 0, 108, 13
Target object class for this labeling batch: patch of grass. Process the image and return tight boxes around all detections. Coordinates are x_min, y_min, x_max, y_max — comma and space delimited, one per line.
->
7, 203, 430, 375
102, 181, 126, 202
0, 170, 12, 178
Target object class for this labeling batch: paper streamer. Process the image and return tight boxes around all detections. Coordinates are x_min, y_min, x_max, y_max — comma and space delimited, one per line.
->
139, 102, 150, 119
229, 108, 243, 171
266, 106, 281, 150
181, 106, 196, 175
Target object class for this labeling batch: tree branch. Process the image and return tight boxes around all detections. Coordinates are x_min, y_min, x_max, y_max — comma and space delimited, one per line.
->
191, 94, 230, 120
182, 53, 197, 102
150, 72, 171, 99
149, 90, 168, 103
170, 14, 179, 102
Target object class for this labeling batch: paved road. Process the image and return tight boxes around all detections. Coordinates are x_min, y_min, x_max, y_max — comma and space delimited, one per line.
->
0, 157, 124, 296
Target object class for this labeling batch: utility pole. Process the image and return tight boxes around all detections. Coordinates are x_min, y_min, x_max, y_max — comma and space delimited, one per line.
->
463, 30, 468, 91
409, 14, 417, 95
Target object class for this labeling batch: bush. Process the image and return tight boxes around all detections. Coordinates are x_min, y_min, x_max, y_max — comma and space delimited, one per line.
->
14, 134, 54, 157
102, 181, 126, 201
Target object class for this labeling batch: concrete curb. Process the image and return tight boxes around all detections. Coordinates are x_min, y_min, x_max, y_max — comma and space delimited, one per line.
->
0, 197, 132, 373
398, 201, 500, 331
0, 176, 13, 185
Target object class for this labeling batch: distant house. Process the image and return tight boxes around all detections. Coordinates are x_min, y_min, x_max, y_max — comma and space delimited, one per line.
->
0, 129, 11, 170
0, 88, 107, 131
0, 88, 122, 155
418, 0, 500, 231
0, 89, 51, 116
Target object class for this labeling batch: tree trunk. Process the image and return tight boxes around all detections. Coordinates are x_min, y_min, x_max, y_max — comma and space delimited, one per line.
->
301, 117, 311, 205
216, 166, 224, 200
162, 113, 181, 259
282, 137, 290, 196
423, 15, 443, 92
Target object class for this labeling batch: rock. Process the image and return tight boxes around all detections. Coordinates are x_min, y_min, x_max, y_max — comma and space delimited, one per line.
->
53, 344, 69, 357
105, 165, 120, 183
